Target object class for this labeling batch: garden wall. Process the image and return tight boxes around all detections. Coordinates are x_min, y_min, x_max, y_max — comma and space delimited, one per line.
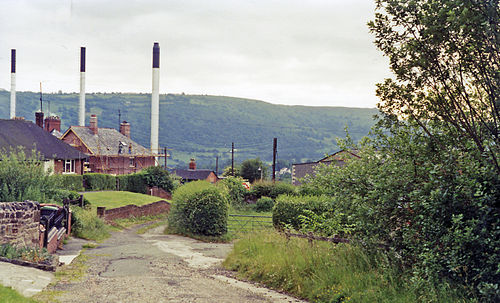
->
97, 200, 171, 221
0, 201, 41, 249
148, 186, 172, 200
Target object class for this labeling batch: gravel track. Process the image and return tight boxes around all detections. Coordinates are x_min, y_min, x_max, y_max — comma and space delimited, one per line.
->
46, 225, 305, 303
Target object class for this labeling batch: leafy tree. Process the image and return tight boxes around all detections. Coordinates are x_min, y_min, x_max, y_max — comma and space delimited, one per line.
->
221, 165, 241, 178
142, 165, 174, 192
240, 158, 268, 183
369, 0, 500, 174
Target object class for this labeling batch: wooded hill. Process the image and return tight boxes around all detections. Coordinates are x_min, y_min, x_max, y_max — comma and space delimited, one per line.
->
0, 91, 378, 169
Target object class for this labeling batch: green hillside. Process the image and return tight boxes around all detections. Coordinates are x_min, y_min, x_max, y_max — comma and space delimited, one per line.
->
0, 91, 378, 169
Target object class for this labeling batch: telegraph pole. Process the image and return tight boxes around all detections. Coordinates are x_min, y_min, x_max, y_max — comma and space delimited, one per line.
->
231, 142, 235, 176
272, 137, 277, 182
164, 147, 167, 170
215, 155, 219, 176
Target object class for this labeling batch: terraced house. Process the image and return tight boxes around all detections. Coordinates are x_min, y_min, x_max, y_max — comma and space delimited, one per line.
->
61, 114, 155, 174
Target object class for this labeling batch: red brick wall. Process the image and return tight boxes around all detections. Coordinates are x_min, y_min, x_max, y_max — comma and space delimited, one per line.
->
98, 200, 171, 221
206, 172, 219, 183
148, 187, 172, 200
62, 131, 92, 154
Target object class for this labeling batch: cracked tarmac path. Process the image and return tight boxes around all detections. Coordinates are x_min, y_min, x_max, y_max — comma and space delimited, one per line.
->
44, 224, 305, 303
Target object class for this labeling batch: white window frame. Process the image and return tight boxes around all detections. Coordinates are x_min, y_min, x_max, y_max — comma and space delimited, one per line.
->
63, 159, 76, 174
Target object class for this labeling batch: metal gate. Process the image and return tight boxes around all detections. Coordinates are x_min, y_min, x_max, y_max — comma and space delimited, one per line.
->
228, 214, 273, 233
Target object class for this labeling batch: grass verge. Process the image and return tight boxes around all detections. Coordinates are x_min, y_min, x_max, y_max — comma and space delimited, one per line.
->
0, 285, 38, 303
223, 231, 474, 303
83, 191, 162, 209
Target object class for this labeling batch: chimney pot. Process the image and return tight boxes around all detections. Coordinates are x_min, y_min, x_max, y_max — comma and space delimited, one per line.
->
120, 121, 131, 139
89, 114, 98, 135
189, 158, 196, 170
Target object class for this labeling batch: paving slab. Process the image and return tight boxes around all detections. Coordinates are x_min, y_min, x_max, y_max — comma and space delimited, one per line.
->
0, 261, 54, 297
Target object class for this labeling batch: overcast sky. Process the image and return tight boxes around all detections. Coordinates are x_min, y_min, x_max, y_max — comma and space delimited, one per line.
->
0, 0, 391, 108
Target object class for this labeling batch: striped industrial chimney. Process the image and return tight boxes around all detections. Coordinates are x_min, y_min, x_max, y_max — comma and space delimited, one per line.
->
79, 47, 86, 126
151, 42, 160, 155
10, 49, 16, 119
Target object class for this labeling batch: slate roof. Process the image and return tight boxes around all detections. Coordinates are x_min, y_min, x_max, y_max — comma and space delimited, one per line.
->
0, 119, 86, 160
173, 169, 215, 181
64, 126, 152, 156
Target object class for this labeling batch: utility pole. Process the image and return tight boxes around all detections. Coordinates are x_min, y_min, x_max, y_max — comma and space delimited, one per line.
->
118, 109, 121, 128
164, 147, 167, 170
215, 155, 219, 176
272, 137, 277, 182
231, 142, 235, 176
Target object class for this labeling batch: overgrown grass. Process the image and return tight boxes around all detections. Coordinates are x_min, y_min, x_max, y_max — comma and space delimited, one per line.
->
0, 284, 38, 303
83, 191, 161, 209
71, 207, 110, 242
223, 231, 474, 303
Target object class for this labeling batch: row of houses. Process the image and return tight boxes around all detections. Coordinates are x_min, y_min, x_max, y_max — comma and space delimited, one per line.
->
0, 113, 218, 183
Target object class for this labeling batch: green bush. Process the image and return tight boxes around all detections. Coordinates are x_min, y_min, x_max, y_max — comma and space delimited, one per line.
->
219, 176, 247, 206
0, 148, 55, 202
142, 166, 174, 192
47, 189, 89, 206
255, 196, 274, 212
71, 206, 109, 241
83, 173, 116, 191
272, 194, 331, 230
50, 174, 84, 191
251, 181, 296, 200
168, 181, 229, 236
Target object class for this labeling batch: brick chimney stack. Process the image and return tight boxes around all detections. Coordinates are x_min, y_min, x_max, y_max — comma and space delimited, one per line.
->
120, 121, 131, 139
35, 111, 44, 128
45, 116, 61, 132
89, 114, 98, 135
189, 158, 196, 170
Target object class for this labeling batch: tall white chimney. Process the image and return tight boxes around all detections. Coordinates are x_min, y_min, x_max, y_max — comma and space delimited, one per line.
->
10, 49, 16, 119
79, 47, 86, 126
151, 42, 160, 155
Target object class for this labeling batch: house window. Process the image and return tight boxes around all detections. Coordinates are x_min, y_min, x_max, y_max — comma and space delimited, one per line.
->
129, 157, 135, 167
64, 159, 75, 173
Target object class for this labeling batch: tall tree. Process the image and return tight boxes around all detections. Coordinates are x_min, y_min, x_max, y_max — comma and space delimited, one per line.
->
369, 0, 500, 173
240, 158, 268, 183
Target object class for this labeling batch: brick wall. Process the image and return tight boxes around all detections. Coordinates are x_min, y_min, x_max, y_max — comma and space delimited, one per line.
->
148, 187, 172, 200
97, 200, 171, 221
0, 201, 40, 249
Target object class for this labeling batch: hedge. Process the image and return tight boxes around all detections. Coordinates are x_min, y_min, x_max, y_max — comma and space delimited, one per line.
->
50, 174, 84, 192
255, 196, 274, 212
251, 181, 296, 200
83, 173, 116, 191
272, 194, 332, 230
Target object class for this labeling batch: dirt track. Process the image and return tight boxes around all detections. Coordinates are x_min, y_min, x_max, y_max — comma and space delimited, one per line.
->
45, 225, 305, 303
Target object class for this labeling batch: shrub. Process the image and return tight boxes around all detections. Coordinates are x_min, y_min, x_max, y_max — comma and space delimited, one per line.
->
47, 189, 89, 206
142, 166, 174, 192
116, 175, 129, 191
0, 148, 55, 202
83, 173, 115, 191
251, 181, 296, 200
219, 176, 247, 206
272, 194, 332, 230
71, 206, 109, 241
168, 181, 229, 236
255, 196, 274, 212
50, 174, 84, 191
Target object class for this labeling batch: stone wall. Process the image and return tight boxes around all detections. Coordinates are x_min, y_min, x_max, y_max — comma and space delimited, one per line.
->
0, 201, 40, 249
97, 200, 171, 221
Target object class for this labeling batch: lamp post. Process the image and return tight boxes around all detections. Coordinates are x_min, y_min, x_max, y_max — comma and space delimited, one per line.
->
258, 167, 262, 181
